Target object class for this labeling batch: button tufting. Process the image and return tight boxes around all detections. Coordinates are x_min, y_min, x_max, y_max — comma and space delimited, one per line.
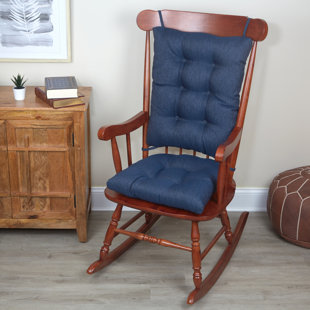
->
147, 26, 252, 157
107, 154, 219, 214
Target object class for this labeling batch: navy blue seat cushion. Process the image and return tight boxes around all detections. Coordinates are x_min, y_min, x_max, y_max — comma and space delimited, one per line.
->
147, 27, 252, 156
107, 154, 219, 214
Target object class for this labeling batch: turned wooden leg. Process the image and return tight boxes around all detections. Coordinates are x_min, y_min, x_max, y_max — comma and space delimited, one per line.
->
145, 212, 152, 224
99, 204, 123, 260
87, 211, 160, 275
220, 210, 233, 244
187, 212, 249, 304
191, 221, 202, 289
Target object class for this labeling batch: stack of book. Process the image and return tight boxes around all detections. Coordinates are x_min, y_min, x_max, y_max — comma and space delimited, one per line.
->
35, 76, 85, 109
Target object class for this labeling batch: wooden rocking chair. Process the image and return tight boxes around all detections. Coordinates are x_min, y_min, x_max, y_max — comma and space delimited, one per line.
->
87, 10, 268, 304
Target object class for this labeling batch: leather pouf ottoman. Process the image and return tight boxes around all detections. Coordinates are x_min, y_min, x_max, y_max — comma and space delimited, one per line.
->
267, 166, 310, 248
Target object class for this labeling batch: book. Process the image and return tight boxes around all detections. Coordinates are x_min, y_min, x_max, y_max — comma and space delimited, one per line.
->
35, 87, 85, 109
45, 76, 78, 99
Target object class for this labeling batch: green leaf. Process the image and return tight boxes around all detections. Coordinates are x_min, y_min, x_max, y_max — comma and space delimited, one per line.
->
11, 73, 27, 89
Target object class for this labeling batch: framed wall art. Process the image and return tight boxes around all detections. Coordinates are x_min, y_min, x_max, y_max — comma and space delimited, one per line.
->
0, 0, 71, 62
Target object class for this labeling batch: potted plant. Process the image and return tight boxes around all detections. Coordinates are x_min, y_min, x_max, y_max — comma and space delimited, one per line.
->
11, 74, 27, 100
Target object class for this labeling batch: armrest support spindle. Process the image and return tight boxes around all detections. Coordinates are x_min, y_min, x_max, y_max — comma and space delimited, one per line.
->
126, 133, 132, 166
111, 137, 122, 173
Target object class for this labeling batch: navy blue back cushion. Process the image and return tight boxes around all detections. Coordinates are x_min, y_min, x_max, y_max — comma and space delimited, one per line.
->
147, 27, 252, 156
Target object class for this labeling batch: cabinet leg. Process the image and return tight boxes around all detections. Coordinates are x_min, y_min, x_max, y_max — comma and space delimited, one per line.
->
76, 218, 88, 242
76, 193, 92, 242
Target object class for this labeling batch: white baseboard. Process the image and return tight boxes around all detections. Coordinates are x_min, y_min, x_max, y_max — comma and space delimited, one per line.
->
91, 187, 268, 212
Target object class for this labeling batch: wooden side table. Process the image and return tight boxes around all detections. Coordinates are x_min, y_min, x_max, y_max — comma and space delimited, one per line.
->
0, 86, 92, 242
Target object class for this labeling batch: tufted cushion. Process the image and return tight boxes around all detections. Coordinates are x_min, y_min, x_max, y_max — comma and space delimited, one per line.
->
147, 27, 252, 156
107, 154, 219, 214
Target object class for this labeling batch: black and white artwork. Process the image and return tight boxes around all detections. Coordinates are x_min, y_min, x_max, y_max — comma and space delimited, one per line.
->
0, 0, 70, 61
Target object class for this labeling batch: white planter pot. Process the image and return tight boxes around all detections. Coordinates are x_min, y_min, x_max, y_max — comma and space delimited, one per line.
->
13, 87, 26, 100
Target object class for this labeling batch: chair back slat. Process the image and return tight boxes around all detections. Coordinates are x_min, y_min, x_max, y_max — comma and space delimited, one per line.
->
111, 137, 122, 173
126, 133, 132, 166
137, 10, 268, 41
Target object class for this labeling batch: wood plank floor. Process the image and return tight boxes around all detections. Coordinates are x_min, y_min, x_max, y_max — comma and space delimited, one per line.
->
0, 211, 309, 310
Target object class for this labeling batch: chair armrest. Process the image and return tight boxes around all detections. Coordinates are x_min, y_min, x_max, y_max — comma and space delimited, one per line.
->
97, 111, 148, 140
215, 127, 242, 162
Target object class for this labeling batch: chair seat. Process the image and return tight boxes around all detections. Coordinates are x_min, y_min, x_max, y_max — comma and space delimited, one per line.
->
107, 154, 219, 214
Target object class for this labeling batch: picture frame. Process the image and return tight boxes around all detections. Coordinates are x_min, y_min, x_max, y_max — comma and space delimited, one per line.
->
0, 0, 71, 62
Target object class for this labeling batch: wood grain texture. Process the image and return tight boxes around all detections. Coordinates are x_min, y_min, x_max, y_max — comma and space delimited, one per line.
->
0, 218, 76, 228
0, 86, 91, 111
7, 119, 75, 220
73, 109, 90, 242
0, 121, 10, 206
0, 198, 11, 218
137, 10, 268, 41
0, 86, 92, 242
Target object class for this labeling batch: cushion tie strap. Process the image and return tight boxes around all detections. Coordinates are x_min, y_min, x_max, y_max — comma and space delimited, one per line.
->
142, 146, 159, 151
158, 10, 165, 28
243, 18, 251, 36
